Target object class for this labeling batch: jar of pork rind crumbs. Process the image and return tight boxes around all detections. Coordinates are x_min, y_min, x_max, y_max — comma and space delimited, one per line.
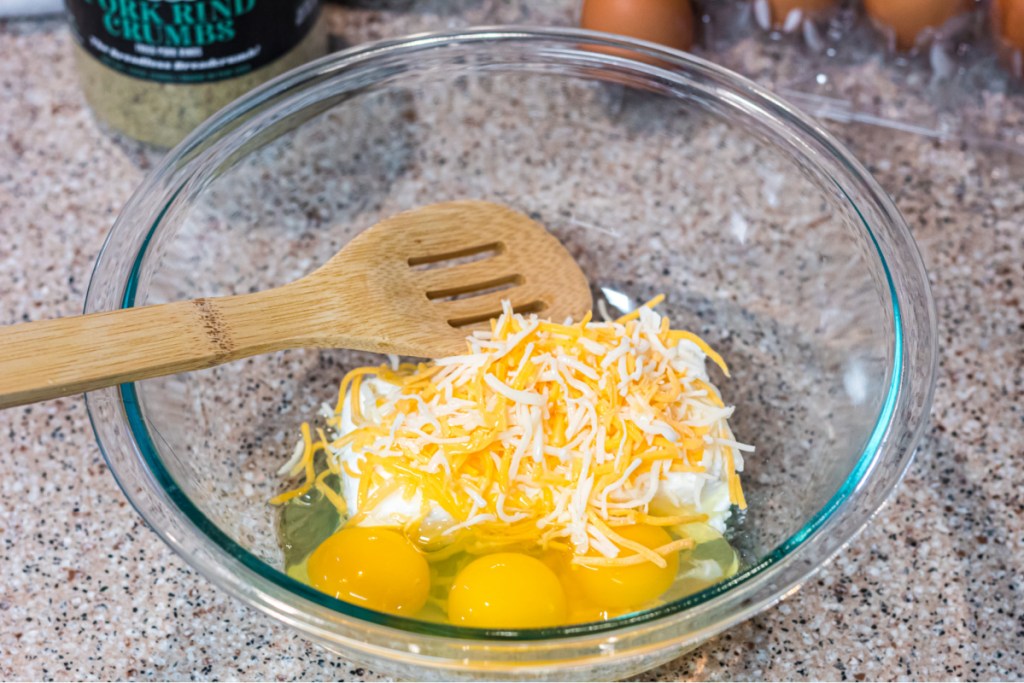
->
66, 0, 327, 147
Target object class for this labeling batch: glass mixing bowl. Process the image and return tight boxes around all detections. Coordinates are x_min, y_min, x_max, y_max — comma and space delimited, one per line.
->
84, 28, 936, 681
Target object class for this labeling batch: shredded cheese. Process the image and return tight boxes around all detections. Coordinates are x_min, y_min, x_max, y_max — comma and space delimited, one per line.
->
274, 296, 752, 565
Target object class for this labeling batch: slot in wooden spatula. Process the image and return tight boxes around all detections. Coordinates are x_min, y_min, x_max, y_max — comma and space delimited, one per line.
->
0, 200, 592, 409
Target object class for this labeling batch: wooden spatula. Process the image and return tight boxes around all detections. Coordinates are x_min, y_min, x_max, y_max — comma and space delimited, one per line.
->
0, 200, 592, 410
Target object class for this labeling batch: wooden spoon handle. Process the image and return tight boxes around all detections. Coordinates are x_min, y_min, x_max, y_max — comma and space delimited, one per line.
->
0, 294, 287, 409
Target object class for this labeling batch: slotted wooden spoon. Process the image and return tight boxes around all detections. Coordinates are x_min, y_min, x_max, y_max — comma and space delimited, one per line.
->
0, 200, 592, 410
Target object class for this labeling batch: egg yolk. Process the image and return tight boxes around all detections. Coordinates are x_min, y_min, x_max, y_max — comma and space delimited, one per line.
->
448, 553, 568, 628
571, 525, 679, 610
307, 527, 429, 616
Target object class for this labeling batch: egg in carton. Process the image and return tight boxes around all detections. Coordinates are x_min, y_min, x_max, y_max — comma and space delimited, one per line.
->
751, 0, 839, 50
865, 0, 977, 51
861, 0, 983, 83
992, 0, 1024, 77
580, 0, 697, 53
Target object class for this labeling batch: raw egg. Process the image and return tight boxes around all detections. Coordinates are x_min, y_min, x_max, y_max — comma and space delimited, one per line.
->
864, 0, 972, 51
448, 553, 568, 628
571, 525, 680, 610
992, 0, 1024, 76
581, 0, 695, 52
753, 0, 837, 32
307, 527, 430, 616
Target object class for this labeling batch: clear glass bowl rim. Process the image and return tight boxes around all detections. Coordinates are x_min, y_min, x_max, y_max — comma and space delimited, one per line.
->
83, 25, 938, 655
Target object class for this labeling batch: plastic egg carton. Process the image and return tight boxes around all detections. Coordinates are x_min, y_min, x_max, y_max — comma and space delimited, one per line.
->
694, 0, 1024, 155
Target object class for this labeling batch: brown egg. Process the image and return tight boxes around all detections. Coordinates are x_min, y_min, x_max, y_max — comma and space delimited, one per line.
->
758, 0, 838, 31
993, 0, 1024, 50
864, 0, 972, 51
581, 0, 695, 53
992, 0, 1024, 76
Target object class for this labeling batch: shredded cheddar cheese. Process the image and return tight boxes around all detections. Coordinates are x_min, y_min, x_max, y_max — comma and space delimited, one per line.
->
274, 297, 752, 566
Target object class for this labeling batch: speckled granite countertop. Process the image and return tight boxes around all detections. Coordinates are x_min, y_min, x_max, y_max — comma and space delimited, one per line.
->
1, 2, 1022, 681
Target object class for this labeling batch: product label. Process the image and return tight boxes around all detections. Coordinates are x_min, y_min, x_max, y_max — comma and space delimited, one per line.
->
66, 0, 320, 83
